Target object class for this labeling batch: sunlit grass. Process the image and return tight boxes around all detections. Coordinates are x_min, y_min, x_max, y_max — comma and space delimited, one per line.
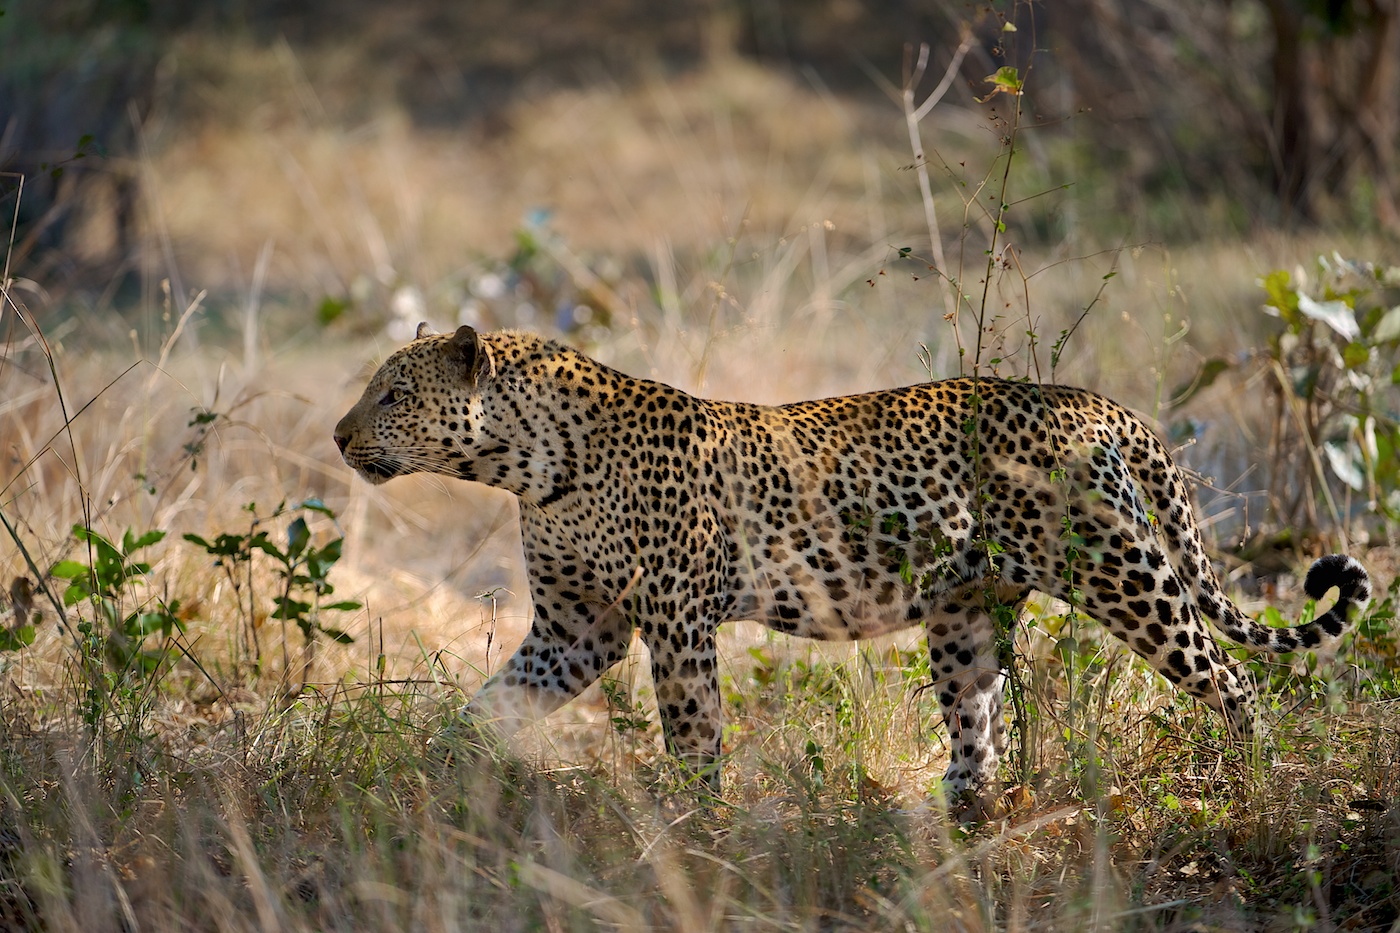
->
4, 276, 1397, 928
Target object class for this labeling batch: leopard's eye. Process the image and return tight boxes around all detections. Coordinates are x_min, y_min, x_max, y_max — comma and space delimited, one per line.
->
379, 387, 404, 407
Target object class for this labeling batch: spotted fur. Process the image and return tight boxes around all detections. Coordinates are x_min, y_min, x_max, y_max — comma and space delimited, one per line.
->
335, 324, 1371, 793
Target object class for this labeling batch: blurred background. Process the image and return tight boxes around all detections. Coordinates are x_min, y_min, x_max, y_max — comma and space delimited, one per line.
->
0, 0, 1394, 280
3, 0, 1396, 319
2, 0, 1397, 686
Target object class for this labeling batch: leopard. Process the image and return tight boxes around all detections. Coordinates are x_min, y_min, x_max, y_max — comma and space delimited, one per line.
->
334, 323, 1371, 795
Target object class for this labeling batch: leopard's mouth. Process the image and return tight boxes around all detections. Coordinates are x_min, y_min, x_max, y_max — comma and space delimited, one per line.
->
343, 455, 401, 485
360, 459, 401, 483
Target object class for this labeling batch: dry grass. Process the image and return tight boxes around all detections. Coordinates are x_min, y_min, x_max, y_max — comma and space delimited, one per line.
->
3, 40, 1399, 932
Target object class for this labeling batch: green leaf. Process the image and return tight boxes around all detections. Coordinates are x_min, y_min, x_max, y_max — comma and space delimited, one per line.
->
317, 296, 350, 326
984, 66, 1024, 96
77, 532, 121, 568
1298, 293, 1359, 340
133, 651, 167, 675
62, 582, 90, 607
1292, 363, 1321, 400
1259, 269, 1299, 318
0, 626, 36, 652
72, 524, 108, 547
287, 518, 310, 558
50, 560, 90, 579
323, 600, 362, 612
511, 227, 539, 264
317, 538, 344, 564
272, 598, 313, 620
298, 498, 333, 517
319, 626, 356, 645
250, 536, 285, 561
185, 532, 251, 558
1372, 305, 1400, 343
1323, 441, 1365, 491
1170, 357, 1232, 407
73, 526, 124, 589
127, 611, 179, 637
1342, 341, 1370, 369
127, 529, 167, 552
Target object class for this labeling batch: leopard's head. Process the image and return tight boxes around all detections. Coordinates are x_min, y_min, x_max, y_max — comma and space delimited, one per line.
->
334, 323, 496, 485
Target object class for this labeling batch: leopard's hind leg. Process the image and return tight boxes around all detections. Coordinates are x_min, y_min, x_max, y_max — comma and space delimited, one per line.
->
1064, 527, 1257, 736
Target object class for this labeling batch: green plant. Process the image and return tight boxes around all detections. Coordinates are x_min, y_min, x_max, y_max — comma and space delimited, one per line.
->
1351, 574, 1400, 697
598, 674, 653, 778
1179, 255, 1400, 538
184, 498, 360, 686
45, 524, 182, 728
892, 23, 1094, 795
49, 525, 182, 675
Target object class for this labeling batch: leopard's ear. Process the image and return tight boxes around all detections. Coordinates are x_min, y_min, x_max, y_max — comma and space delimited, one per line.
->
446, 325, 489, 383
415, 321, 434, 339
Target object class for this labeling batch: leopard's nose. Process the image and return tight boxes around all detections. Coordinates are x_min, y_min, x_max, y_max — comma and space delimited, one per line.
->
333, 432, 349, 453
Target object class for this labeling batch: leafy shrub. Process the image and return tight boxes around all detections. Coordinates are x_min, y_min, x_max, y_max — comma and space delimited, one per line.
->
1178, 255, 1400, 538
185, 498, 360, 685
50, 525, 182, 675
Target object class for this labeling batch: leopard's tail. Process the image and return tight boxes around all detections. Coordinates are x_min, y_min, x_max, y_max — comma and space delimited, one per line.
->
1209, 554, 1371, 655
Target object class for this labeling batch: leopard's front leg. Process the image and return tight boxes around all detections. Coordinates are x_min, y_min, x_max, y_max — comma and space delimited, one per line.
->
642, 596, 724, 791
459, 517, 637, 748
463, 596, 635, 744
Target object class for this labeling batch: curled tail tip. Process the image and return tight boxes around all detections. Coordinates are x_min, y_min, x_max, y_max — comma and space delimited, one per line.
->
1304, 554, 1371, 604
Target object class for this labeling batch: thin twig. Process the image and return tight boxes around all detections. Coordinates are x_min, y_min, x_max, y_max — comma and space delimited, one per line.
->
902, 38, 972, 319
